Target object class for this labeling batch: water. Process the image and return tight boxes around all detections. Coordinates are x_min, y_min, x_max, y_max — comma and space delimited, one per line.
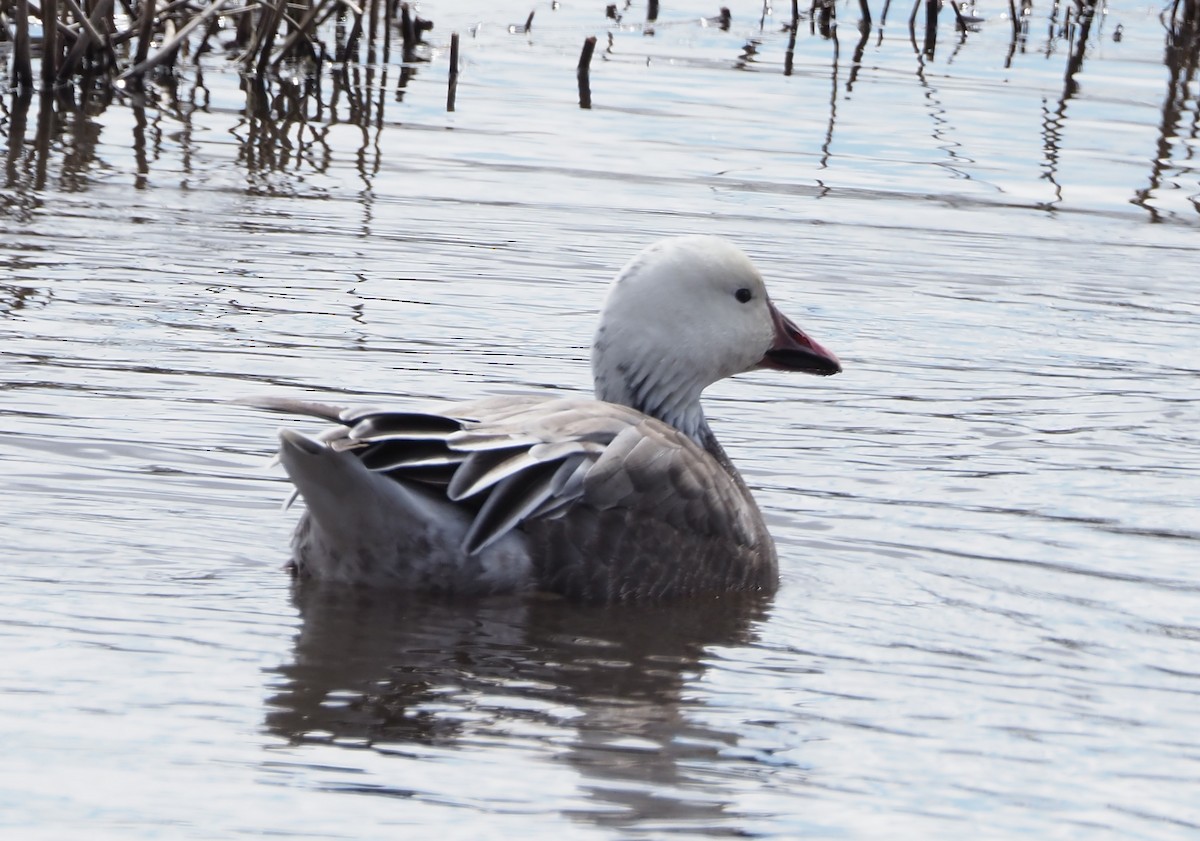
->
1, 1, 1198, 837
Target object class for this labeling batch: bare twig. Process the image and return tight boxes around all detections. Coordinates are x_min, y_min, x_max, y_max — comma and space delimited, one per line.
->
58, 0, 119, 80
120, 0, 235, 80
272, 0, 340, 66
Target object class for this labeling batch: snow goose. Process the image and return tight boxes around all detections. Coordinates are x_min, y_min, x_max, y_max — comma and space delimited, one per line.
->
253, 236, 841, 601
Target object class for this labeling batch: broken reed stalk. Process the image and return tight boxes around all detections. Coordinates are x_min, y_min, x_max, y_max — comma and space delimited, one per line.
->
42, 0, 59, 88
237, 0, 273, 63
270, 0, 337, 67
879, 0, 894, 27
383, 0, 395, 63
122, 0, 234, 81
367, 0, 381, 64
12, 0, 34, 88
400, 0, 416, 60
236, 0, 253, 49
134, 0, 157, 66
447, 31, 459, 111
924, 0, 939, 55
859, 0, 872, 27
577, 35, 597, 109
785, 2, 799, 74
58, 0, 119, 81
337, 4, 365, 64
949, 0, 968, 31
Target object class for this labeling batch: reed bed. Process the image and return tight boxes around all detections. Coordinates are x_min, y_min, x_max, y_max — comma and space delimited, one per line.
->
0, 0, 1197, 110
1, 0, 434, 90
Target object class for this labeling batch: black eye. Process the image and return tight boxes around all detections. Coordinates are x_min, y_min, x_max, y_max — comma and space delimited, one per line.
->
735, 288, 752, 303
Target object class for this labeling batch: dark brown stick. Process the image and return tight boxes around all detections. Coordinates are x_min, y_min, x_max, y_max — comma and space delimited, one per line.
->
949, 0, 968, 31
134, 0, 156, 66
383, 0, 395, 63
58, 0, 118, 80
258, 0, 291, 73
42, 0, 60, 87
577, 34, 596, 109
336, 4, 364, 63
13, 0, 34, 89
447, 31, 459, 111
400, 1, 416, 54
923, 0, 939, 55
235, 0, 253, 48
121, 0, 232, 80
367, 0, 380, 63
271, 0, 337, 66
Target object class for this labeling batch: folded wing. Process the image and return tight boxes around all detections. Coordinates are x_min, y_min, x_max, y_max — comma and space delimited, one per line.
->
257, 396, 760, 560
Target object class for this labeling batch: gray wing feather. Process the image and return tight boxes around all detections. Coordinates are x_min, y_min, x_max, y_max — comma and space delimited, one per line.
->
524, 455, 592, 521
358, 440, 463, 471
447, 439, 604, 502
447, 445, 538, 501
350, 412, 464, 441
448, 430, 544, 452
240, 396, 347, 422
464, 460, 567, 553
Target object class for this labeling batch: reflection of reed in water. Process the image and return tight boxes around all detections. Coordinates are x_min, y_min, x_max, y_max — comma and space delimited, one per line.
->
1135, 0, 1200, 220
1035, 0, 1104, 211
264, 582, 773, 826
232, 64, 403, 183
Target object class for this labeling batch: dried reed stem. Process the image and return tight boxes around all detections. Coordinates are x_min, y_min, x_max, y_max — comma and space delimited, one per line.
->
58, 0, 119, 80
577, 34, 596, 109
42, 0, 59, 87
121, 0, 233, 80
12, 0, 34, 89
134, 0, 156, 67
447, 31, 460, 111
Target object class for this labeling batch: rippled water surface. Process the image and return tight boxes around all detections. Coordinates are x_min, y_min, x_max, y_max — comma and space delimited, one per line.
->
2, 1, 1198, 837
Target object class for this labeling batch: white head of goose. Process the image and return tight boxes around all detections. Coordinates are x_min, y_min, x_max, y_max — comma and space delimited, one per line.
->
255, 235, 841, 601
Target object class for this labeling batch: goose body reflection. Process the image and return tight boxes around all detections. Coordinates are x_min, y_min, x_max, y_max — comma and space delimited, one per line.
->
266, 585, 773, 826
254, 236, 841, 600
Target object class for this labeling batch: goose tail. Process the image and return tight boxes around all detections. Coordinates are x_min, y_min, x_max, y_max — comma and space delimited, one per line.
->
276, 429, 532, 590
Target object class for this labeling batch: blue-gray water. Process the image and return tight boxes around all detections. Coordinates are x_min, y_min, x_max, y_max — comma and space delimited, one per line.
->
2, 1, 1198, 837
